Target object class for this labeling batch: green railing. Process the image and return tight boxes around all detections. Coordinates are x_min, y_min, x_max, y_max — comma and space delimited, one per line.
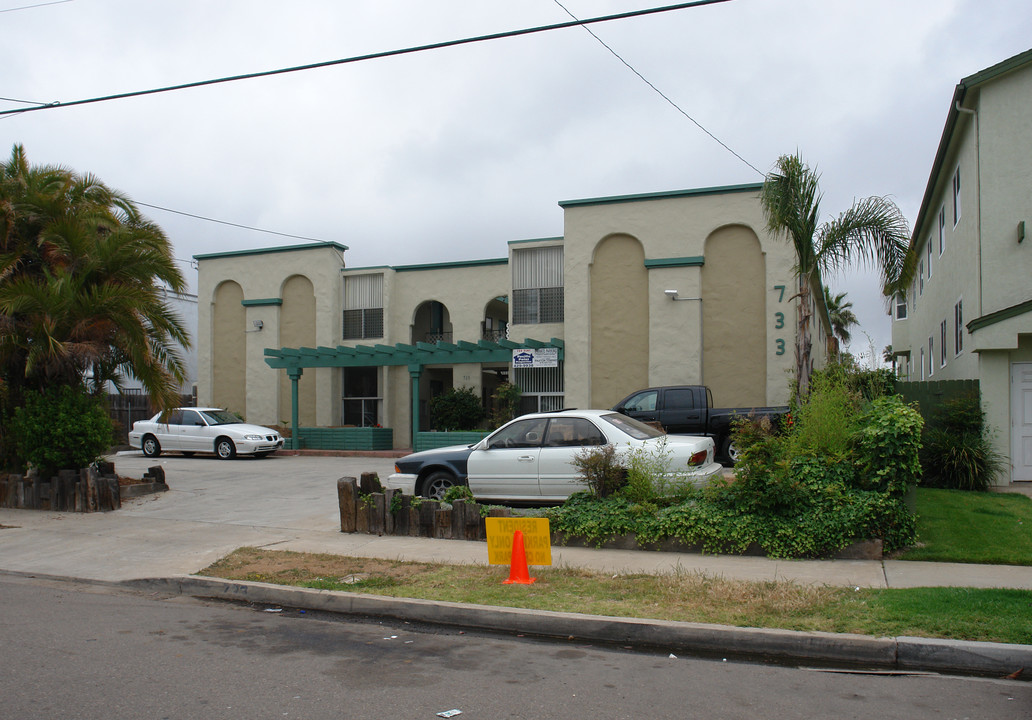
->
414, 431, 490, 453
296, 427, 394, 451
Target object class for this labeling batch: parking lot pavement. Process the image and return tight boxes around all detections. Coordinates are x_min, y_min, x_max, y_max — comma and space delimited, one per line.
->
0, 453, 399, 581
111, 453, 399, 530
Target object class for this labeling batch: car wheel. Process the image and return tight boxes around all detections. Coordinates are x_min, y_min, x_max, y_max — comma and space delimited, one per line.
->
720, 435, 739, 466
215, 438, 237, 460
142, 435, 161, 458
421, 471, 457, 501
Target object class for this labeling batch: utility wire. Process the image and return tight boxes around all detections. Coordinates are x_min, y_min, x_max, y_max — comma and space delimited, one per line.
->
0, 0, 73, 13
136, 202, 331, 244
0, 96, 48, 104
552, 0, 762, 177
0, 0, 732, 117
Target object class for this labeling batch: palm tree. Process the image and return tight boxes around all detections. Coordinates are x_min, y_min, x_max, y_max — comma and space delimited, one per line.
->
823, 285, 858, 350
760, 153, 910, 396
0, 144, 190, 461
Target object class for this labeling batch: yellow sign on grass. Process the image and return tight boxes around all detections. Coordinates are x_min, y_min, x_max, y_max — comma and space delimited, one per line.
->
485, 517, 552, 566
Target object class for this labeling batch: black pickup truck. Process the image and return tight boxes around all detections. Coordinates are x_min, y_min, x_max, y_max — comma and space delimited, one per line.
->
612, 385, 789, 465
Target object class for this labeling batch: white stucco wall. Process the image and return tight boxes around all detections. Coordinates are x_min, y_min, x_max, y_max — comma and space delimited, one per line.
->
561, 187, 798, 409
196, 243, 347, 426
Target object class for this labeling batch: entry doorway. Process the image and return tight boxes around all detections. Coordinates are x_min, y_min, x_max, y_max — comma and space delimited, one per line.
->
1012, 362, 1032, 482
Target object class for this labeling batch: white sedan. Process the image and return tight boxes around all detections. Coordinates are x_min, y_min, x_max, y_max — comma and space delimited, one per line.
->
387, 409, 723, 502
128, 407, 284, 459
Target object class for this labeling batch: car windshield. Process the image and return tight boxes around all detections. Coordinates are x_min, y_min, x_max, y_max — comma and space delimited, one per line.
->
198, 409, 243, 426
601, 412, 666, 440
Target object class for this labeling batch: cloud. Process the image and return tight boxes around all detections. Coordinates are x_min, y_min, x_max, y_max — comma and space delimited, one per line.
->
3, 0, 1030, 364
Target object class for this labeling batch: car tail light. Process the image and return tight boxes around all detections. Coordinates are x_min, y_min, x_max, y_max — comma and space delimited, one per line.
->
687, 450, 707, 467
394, 464, 401, 474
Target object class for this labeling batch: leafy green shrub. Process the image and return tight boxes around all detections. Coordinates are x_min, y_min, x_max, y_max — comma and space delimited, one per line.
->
920, 396, 1004, 491
570, 443, 626, 499
549, 362, 922, 558
429, 386, 485, 431
442, 484, 474, 504
807, 357, 894, 403
10, 386, 113, 477
787, 367, 862, 458
622, 437, 694, 503
489, 382, 522, 429
726, 415, 809, 516
852, 395, 923, 495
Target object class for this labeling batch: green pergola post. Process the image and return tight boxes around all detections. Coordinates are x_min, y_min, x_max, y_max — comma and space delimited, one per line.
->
288, 367, 302, 450
409, 364, 422, 447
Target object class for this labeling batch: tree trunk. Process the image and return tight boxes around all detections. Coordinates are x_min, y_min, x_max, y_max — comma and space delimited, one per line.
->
796, 276, 813, 398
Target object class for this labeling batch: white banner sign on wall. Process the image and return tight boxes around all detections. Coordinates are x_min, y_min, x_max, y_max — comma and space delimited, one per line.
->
512, 347, 558, 368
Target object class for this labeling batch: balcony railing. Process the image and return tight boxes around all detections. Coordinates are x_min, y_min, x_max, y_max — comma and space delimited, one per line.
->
423, 331, 453, 344
481, 329, 508, 342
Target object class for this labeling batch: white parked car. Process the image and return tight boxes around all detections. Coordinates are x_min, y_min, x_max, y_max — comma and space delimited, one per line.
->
128, 407, 284, 459
387, 409, 723, 502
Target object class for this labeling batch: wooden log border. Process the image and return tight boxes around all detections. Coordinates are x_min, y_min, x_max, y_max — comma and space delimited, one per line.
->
336, 474, 512, 541
0, 466, 128, 513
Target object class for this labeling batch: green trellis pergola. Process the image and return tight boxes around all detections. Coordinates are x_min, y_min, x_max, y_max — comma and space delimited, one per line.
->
264, 337, 564, 449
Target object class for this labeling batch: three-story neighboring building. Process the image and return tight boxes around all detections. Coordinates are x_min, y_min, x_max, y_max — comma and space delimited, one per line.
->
891, 48, 1032, 484
196, 183, 831, 449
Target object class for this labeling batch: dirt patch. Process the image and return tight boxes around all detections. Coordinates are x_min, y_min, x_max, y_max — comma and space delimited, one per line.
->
202, 547, 435, 586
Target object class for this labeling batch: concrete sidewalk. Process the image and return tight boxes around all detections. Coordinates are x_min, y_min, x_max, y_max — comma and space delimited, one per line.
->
2, 452, 1031, 678
5, 503, 1032, 591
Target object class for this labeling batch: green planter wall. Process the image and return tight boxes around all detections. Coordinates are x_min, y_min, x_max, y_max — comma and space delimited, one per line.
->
414, 431, 489, 453
297, 427, 394, 451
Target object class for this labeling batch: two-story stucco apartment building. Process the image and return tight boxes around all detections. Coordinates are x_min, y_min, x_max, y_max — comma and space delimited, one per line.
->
196, 183, 831, 449
891, 48, 1032, 484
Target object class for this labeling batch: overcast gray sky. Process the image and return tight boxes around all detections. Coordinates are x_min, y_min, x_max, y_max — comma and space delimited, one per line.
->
3, 0, 1030, 365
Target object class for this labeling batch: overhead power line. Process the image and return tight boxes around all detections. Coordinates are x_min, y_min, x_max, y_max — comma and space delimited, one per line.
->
0, 0, 732, 117
552, 0, 762, 176
0, 0, 73, 13
136, 202, 331, 244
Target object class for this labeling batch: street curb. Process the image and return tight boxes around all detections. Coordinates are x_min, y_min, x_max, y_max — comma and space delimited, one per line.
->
125, 575, 1032, 679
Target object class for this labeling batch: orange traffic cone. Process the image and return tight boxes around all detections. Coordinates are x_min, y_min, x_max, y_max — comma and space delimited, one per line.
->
503, 529, 536, 584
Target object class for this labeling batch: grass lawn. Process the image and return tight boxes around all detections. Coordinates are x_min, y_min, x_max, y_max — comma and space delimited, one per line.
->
901, 488, 1032, 565
201, 547, 1032, 646
197, 487, 1032, 646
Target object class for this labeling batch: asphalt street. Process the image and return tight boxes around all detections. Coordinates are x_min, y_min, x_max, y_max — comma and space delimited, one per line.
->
3, 573, 1029, 720
2, 452, 1031, 681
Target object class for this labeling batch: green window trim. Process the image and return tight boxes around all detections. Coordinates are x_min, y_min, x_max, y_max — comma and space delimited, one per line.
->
644, 256, 705, 268
194, 241, 348, 260
966, 298, 1032, 333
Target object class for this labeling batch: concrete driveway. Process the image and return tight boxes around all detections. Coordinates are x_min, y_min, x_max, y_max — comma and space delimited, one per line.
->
112, 452, 397, 530
0, 453, 398, 582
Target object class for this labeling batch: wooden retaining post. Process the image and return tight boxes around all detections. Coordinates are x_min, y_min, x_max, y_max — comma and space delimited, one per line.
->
434, 507, 452, 539
359, 472, 382, 495
391, 494, 411, 536
337, 477, 358, 533
383, 489, 397, 535
450, 499, 466, 540
108, 476, 121, 510
464, 502, 484, 540
85, 466, 99, 512
450, 499, 484, 541
368, 493, 386, 535
419, 500, 439, 537
58, 469, 76, 511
